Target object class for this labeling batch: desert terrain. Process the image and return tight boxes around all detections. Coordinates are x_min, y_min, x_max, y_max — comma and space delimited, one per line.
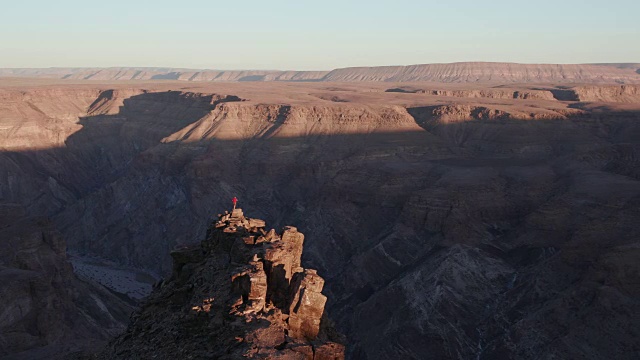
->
1, 62, 640, 83
1, 67, 639, 358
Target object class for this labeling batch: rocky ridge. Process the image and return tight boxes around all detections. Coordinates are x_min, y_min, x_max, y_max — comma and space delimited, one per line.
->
321, 62, 640, 83
2, 62, 640, 83
98, 209, 344, 359
386, 84, 640, 103
387, 87, 558, 100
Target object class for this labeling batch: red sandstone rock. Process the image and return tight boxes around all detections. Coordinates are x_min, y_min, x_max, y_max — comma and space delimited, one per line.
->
231, 257, 268, 313
288, 270, 328, 340
282, 226, 305, 270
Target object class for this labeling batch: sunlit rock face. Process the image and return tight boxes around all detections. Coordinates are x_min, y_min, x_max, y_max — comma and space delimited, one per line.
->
1, 82, 639, 359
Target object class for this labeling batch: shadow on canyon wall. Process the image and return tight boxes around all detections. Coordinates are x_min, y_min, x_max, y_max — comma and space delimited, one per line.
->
1, 91, 640, 359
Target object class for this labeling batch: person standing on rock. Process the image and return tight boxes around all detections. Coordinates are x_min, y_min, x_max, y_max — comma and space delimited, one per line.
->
232, 196, 238, 210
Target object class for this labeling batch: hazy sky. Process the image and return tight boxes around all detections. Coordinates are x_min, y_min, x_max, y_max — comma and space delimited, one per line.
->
1, 0, 639, 70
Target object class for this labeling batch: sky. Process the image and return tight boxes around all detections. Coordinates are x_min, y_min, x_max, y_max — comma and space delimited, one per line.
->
1, 0, 639, 70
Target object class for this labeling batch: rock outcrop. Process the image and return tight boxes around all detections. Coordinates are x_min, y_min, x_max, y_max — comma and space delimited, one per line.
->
99, 209, 344, 359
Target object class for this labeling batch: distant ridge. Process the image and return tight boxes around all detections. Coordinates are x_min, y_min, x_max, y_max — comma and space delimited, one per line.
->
321, 62, 640, 83
2, 62, 639, 83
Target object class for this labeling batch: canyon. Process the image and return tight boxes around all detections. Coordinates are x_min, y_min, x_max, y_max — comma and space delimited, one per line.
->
0, 79, 639, 359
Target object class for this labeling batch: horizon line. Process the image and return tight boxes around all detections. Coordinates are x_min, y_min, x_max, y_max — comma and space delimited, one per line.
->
2, 61, 640, 73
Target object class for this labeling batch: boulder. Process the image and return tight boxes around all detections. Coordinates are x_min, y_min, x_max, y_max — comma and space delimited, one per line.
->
248, 218, 266, 229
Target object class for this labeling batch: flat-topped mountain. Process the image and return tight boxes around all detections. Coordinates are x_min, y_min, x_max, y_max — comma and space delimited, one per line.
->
321, 62, 640, 83
1, 62, 640, 83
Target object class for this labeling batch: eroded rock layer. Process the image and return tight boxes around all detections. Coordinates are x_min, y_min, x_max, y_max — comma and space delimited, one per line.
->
2, 62, 640, 83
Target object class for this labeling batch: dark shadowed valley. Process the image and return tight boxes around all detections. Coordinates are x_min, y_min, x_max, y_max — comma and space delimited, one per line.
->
0, 75, 639, 359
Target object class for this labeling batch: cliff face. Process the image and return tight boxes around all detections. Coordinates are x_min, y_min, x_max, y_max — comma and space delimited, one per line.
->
570, 85, 640, 102
321, 63, 640, 83
387, 87, 558, 101
0, 204, 134, 359
387, 85, 640, 103
99, 209, 344, 359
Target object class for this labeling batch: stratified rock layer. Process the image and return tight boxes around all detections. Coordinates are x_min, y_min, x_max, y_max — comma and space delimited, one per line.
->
99, 209, 344, 359
2, 62, 640, 83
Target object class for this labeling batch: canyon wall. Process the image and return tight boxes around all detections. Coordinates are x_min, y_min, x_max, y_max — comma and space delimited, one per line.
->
1, 85, 639, 358
0, 204, 134, 359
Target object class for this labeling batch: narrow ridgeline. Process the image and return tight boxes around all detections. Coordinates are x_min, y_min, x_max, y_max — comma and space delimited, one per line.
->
98, 209, 344, 359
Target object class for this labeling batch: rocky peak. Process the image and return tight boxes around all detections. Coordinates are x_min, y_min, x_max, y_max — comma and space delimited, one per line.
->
99, 209, 344, 359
